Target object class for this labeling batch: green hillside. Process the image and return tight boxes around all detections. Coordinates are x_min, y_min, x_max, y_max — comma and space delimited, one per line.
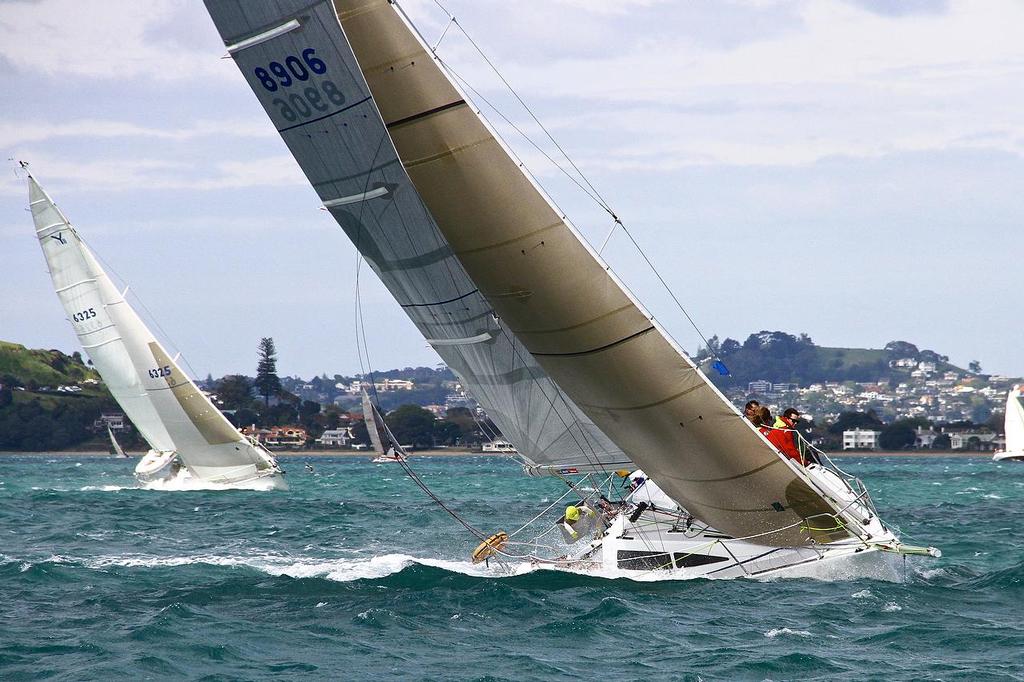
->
697, 331, 965, 388
0, 341, 115, 451
0, 341, 100, 387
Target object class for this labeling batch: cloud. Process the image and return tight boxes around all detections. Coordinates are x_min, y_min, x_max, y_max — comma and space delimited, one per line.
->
0, 0, 229, 81
443, 0, 1024, 171
550, 0, 672, 15
0, 153, 307, 197
0, 118, 272, 147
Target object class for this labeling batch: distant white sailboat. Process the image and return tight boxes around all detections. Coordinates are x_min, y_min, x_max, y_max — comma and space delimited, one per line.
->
26, 168, 286, 489
993, 385, 1024, 462
106, 425, 128, 458
205, 0, 937, 575
361, 390, 406, 464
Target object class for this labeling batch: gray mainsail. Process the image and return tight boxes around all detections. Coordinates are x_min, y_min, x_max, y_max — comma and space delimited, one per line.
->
205, 0, 854, 546
204, 0, 631, 475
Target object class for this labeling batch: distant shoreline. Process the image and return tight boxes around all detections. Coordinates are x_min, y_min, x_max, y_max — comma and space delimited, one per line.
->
0, 449, 993, 459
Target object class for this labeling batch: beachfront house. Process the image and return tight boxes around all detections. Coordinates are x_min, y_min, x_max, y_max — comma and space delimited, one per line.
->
316, 427, 354, 448
843, 428, 880, 450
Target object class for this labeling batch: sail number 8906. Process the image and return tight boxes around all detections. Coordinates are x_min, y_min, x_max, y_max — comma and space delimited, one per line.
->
254, 48, 327, 92
148, 366, 172, 379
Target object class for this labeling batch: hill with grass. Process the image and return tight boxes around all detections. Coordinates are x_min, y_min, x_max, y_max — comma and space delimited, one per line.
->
695, 331, 965, 388
0, 341, 100, 388
0, 341, 117, 451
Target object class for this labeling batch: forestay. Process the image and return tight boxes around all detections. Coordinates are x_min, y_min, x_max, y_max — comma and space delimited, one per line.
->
328, 0, 848, 546
204, 0, 632, 475
28, 175, 277, 483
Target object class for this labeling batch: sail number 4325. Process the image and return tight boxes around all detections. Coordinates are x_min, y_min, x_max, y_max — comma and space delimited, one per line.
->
148, 366, 172, 379
252, 48, 345, 123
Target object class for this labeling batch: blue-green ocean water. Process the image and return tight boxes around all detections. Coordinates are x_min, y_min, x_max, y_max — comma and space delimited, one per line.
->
1, 454, 1022, 681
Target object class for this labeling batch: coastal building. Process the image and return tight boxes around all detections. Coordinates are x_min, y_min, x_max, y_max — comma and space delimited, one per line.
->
374, 379, 414, 392
949, 430, 997, 451
843, 428, 880, 450
914, 427, 939, 449
93, 412, 127, 432
747, 380, 772, 394
316, 428, 353, 447
243, 425, 308, 449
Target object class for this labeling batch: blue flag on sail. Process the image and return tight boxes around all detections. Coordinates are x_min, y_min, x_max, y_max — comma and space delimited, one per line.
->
712, 360, 730, 376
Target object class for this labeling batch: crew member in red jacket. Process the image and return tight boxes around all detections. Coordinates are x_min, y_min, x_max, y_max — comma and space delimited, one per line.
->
768, 408, 804, 464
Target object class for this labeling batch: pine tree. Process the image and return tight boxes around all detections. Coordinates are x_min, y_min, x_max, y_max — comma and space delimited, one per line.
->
255, 337, 282, 406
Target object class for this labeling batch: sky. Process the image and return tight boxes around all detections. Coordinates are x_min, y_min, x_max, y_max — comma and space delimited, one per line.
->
1, 0, 1022, 380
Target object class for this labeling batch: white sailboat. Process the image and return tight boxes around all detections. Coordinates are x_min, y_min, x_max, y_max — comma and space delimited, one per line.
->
993, 385, 1024, 462
106, 425, 128, 458
26, 169, 286, 489
204, 0, 937, 575
361, 390, 406, 463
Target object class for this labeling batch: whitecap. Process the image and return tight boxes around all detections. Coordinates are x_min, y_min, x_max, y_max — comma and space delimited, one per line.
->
765, 628, 811, 638
916, 567, 947, 579
79, 485, 126, 492
982, 494, 1003, 500
883, 602, 902, 612
315, 602, 327, 608
851, 589, 873, 599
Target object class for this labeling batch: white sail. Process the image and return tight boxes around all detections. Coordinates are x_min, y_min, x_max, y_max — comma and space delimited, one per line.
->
998, 385, 1024, 459
107, 425, 127, 458
27, 173, 283, 486
361, 389, 387, 456
361, 389, 406, 462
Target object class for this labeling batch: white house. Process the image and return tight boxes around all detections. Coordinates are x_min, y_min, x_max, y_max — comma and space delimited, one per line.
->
317, 427, 354, 447
949, 431, 997, 450
374, 379, 414, 392
843, 428, 880, 450
747, 379, 772, 394
914, 427, 938, 449
94, 413, 127, 432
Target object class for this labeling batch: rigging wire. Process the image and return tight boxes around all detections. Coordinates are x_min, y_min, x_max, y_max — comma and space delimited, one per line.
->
416, 0, 724, 365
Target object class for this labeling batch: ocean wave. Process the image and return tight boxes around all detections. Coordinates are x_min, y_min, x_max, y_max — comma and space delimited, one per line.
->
765, 627, 812, 638
55, 547, 907, 586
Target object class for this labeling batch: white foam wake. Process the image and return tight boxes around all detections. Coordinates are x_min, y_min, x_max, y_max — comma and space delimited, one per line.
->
140, 471, 284, 492
84, 552, 533, 581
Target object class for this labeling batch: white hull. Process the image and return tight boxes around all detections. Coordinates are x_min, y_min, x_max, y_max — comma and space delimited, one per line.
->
547, 462, 936, 580
134, 449, 287, 489
562, 508, 906, 580
372, 456, 405, 463
993, 450, 1024, 462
